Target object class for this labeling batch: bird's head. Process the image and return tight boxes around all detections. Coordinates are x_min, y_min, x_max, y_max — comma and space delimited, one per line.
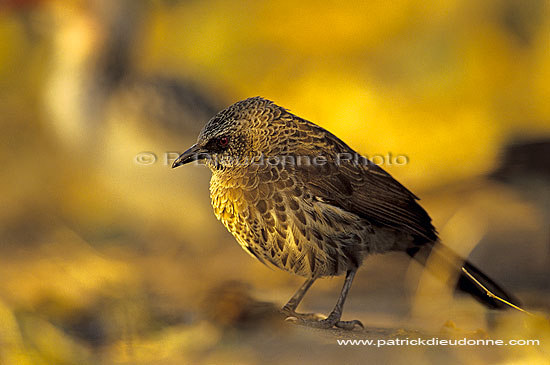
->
172, 97, 288, 170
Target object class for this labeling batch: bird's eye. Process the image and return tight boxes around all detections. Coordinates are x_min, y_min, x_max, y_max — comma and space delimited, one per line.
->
218, 136, 229, 147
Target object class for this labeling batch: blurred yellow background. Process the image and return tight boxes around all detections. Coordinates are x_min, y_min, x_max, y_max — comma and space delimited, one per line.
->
1, 0, 549, 364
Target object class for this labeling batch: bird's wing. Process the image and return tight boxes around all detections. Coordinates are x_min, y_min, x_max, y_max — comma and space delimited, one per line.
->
291, 121, 438, 244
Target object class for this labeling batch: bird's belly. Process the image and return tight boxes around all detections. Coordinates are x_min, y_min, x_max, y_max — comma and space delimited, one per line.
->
210, 184, 375, 278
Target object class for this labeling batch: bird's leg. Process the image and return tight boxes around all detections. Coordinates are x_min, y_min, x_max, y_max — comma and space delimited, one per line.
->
280, 277, 324, 321
294, 269, 363, 330
282, 277, 316, 313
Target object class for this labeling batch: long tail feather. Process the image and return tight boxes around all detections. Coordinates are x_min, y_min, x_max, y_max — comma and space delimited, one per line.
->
458, 260, 522, 310
408, 243, 522, 311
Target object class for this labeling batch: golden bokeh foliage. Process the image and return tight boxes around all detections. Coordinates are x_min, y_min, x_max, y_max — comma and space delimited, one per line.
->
0, 0, 548, 363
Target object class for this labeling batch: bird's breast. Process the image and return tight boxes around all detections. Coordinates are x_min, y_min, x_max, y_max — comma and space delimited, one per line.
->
210, 174, 246, 226
208, 167, 371, 278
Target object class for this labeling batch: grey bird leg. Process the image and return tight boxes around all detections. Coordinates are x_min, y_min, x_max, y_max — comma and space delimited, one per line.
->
280, 277, 325, 321
282, 277, 316, 313
295, 269, 363, 330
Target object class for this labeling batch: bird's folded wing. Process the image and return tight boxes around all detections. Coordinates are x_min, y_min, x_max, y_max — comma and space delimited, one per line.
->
290, 126, 438, 244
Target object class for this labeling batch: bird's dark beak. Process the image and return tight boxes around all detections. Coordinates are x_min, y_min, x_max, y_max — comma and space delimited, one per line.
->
172, 144, 207, 168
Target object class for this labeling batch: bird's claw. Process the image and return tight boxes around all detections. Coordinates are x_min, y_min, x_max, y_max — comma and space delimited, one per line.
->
284, 316, 298, 323
292, 316, 363, 330
280, 307, 325, 321
282, 309, 363, 330
335, 319, 364, 330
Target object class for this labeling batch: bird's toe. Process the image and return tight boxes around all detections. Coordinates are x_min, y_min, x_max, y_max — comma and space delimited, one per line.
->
287, 315, 363, 330
280, 307, 324, 321
335, 319, 364, 330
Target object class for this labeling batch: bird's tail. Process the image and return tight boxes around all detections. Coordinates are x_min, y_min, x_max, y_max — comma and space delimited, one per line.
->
408, 243, 522, 310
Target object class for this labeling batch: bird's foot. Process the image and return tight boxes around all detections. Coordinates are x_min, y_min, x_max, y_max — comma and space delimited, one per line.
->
280, 306, 325, 321
281, 307, 363, 330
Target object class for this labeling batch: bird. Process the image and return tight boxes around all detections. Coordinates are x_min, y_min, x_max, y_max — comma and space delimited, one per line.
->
172, 96, 522, 330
